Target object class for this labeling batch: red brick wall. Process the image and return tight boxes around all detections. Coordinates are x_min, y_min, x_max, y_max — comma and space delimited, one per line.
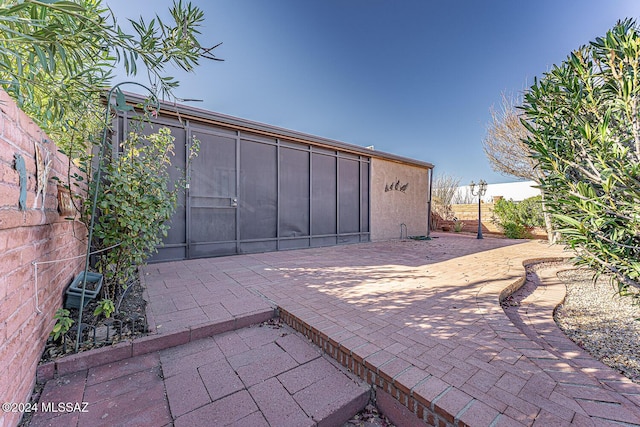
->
0, 90, 86, 427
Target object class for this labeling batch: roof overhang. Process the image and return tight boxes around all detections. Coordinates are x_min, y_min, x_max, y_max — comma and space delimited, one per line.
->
117, 91, 434, 170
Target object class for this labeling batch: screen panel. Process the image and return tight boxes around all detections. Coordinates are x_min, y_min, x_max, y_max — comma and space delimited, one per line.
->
279, 238, 310, 250
189, 242, 237, 258
240, 140, 277, 240
190, 208, 236, 242
152, 124, 186, 245
338, 158, 360, 234
338, 235, 360, 244
190, 132, 237, 199
239, 241, 277, 254
149, 246, 186, 263
187, 131, 238, 257
280, 148, 310, 237
311, 236, 337, 247
361, 161, 370, 233
311, 154, 337, 236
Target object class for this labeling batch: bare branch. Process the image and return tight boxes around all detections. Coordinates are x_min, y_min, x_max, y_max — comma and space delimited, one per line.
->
432, 173, 460, 221
483, 93, 542, 181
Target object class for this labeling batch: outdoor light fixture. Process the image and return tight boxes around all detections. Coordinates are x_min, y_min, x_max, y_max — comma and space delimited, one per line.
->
470, 180, 488, 239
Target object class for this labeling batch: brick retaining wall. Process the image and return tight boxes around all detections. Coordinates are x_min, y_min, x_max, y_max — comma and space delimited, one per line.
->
0, 90, 86, 427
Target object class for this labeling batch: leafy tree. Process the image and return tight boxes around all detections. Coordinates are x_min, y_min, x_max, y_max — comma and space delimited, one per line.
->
522, 19, 640, 302
484, 93, 538, 180
0, 0, 220, 154
483, 93, 556, 241
0, 0, 219, 302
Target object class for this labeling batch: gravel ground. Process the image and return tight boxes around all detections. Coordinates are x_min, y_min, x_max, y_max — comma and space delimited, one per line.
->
554, 267, 640, 383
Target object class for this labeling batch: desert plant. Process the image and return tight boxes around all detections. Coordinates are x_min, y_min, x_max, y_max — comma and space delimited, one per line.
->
501, 222, 530, 239
0, 0, 219, 155
517, 196, 545, 228
493, 199, 525, 238
522, 19, 640, 301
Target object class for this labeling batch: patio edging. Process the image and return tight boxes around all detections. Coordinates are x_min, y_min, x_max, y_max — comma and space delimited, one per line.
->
509, 265, 640, 409
497, 257, 568, 302
36, 308, 276, 384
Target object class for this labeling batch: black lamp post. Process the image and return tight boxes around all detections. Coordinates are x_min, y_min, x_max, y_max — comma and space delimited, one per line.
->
470, 180, 488, 239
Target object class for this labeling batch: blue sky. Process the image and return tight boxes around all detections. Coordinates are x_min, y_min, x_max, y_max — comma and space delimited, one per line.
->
105, 0, 640, 185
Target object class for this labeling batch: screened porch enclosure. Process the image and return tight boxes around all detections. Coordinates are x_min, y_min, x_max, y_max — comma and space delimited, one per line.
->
114, 115, 371, 261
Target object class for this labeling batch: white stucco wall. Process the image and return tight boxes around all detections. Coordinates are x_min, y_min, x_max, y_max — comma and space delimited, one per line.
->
455, 180, 540, 203
370, 158, 430, 240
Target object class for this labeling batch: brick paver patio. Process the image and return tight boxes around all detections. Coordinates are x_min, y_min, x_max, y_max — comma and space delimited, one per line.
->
29, 234, 640, 426
140, 233, 640, 426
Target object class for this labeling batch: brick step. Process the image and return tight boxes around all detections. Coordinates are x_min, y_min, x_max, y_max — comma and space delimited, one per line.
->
37, 307, 276, 383
169, 321, 370, 426
30, 320, 370, 427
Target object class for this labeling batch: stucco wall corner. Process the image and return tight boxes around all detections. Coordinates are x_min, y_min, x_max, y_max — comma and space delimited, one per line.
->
370, 158, 430, 240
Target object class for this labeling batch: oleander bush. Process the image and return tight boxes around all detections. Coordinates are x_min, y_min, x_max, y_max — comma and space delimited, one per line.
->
522, 19, 640, 302
0, 0, 217, 307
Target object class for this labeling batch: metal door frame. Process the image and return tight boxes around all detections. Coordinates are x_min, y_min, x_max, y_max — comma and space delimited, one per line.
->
186, 125, 241, 258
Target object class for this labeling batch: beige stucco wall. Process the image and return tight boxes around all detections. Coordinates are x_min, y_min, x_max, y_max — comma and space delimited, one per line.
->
370, 158, 430, 240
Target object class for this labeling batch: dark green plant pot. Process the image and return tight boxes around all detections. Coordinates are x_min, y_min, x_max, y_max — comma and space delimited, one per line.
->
65, 272, 103, 309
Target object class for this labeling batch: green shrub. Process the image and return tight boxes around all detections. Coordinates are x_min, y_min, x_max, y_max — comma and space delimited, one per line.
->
522, 19, 640, 303
51, 308, 74, 342
517, 196, 545, 228
492, 195, 544, 238
94, 298, 115, 319
92, 126, 198, 300
500, 222, 530, 239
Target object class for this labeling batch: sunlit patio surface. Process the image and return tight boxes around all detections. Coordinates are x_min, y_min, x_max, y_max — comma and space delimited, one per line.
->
33, 233, 640, 426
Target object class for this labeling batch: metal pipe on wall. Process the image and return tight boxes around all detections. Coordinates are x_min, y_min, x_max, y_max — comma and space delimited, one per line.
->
426, 167, 433, 239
